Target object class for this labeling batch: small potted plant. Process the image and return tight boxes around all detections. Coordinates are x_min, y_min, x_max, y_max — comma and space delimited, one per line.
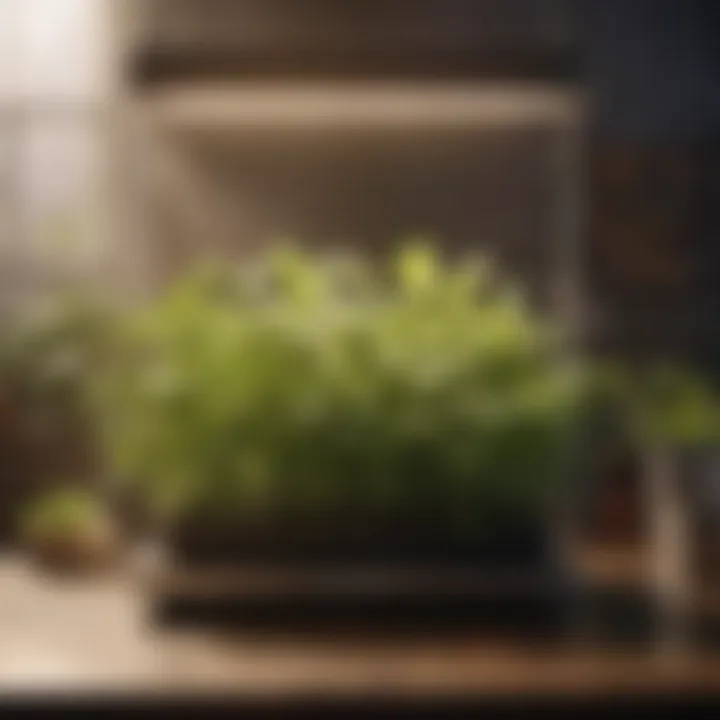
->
0, 294, 119, 541
18, 488, 120, 575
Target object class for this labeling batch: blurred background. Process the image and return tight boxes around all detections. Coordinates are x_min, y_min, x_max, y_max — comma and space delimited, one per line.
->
1, 0, 720, 702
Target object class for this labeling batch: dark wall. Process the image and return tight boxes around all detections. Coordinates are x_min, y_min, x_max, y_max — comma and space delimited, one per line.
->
581, 0, 720, 140
580, 0, 720, 370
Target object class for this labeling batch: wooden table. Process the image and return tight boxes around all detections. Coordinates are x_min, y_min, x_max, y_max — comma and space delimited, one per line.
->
0, 556, 719, 699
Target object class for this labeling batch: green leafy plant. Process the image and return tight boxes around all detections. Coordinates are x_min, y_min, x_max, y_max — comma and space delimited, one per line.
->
0, 294, 120, 447
18, 488, 112, 545
99, 242, 591, 547
0, 293, 119, 422
0, 294, 122, 539
600, 361, 720, 449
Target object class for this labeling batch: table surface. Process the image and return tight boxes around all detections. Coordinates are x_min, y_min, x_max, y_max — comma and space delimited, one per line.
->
0, 556, 719, 698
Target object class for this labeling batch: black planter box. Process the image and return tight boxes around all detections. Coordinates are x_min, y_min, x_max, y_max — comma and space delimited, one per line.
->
167, 515, 557, 569
145, 511, 576, 637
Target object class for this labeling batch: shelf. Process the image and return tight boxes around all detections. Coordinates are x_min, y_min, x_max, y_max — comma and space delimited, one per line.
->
142, 82, 583, 135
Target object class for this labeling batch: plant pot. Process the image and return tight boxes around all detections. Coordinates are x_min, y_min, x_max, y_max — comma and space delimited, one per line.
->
25, 527, 121, 576
146, 506, 576, 635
